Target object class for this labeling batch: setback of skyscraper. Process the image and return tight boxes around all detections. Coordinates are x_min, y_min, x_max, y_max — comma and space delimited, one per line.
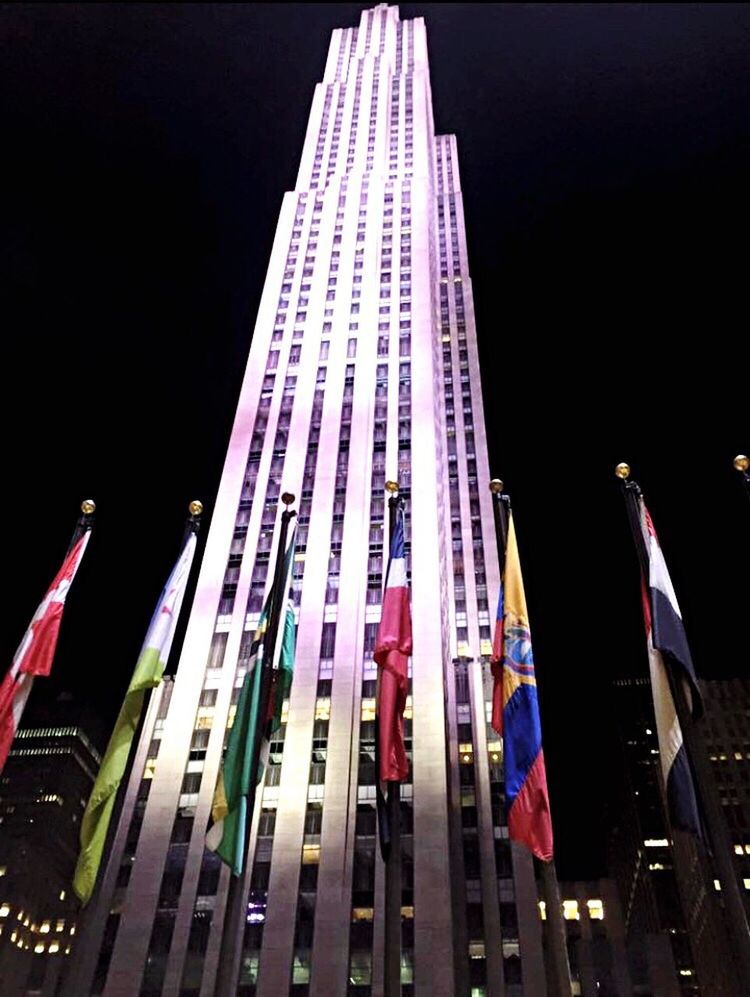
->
71, 6, 549, 995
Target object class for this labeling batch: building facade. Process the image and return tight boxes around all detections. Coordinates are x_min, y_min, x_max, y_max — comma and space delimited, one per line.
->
608, 676, 750, 996
701, 678, 750, 919
77, 6, 548, 995
0, 720, 101, 996
540, 880, 632, 997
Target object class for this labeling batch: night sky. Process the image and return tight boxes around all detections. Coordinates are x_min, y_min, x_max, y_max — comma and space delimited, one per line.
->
2, 4, 748, 880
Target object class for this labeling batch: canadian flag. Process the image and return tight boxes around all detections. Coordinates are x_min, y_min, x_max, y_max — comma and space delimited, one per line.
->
0, 531, 91, 772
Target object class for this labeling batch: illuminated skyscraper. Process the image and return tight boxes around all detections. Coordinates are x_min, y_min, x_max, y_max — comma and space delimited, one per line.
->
81, 6, 548, 995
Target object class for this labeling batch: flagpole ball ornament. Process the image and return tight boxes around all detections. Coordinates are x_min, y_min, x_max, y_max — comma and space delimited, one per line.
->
281, 492, 295, 507
188, 500, 203, 517
733, 454, 749, 472
80, 500, 96, 515
615, 463, 631, 480
385, 480, 399, 494
489, 479, 504, 494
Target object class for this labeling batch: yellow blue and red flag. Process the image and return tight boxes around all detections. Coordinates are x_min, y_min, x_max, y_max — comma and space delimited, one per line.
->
490, 511, 553, 861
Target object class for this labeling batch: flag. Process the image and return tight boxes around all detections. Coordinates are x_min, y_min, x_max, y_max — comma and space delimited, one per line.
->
374, 504, 411, 859
637, 497, 702, 835
73, 532, 197, 904
206, 524, 296, 875
490, 512, 553, 861
0, 530, 91, 774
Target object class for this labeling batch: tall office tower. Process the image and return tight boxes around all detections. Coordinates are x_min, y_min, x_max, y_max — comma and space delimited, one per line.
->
701, 679, 750, 918
608, 677, 747, 996
0, 714, 101, 996
81, 6, 547, 996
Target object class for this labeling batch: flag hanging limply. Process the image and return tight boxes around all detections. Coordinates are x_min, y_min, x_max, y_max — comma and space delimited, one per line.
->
490, 512, 553, 861
206, 525, 296, 876
0, 530, 91, 774
637, 498, 702, 836
374, 504, 411, 859
374, 505, 411, 783
73, 532, 197, 904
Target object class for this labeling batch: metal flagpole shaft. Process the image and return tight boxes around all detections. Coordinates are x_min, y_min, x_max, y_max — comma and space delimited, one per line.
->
489, 479, 572, 997
215, 496, 296, 997
540, 860, 573, 997
617, 465, 750, 987
733, 454, 750, 503
383, 481, 402, 997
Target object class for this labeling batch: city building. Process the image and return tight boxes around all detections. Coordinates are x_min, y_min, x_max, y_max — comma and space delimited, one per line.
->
70, 5, 551, 996
608, 676, 749, 996
701, 678, 750, 918
0, 716, 101, 996
539, 880, 632, 997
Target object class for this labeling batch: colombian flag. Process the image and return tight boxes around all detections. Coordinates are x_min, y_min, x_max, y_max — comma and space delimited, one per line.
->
491, 512, 553, 861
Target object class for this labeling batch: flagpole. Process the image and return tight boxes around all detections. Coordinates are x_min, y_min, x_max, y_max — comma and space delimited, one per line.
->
58, 500, 203, 997
489, 479, 572, 997
214, 493, 296, 997
382, 480, 403, 997
68, 498, 97, 551
616, 463, 750, 987
733, 454, 750, 503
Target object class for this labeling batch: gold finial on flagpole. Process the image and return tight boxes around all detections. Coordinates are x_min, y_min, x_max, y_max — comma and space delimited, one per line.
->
733, 454, 749, 473
188, 500, 203, 517
489, 479, 504, 494
385, 480, 399, 494
615, 463, 631, 480
80, 500, 96, 516
281, 492, 295, 506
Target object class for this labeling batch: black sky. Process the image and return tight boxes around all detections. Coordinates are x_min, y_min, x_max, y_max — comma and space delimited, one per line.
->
1, 3, 748, 880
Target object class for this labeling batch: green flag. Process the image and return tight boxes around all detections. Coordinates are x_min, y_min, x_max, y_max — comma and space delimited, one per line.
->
73, 532, 197, 905
206, 525, 296, 875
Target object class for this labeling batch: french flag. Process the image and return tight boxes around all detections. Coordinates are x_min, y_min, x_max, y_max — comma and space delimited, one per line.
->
638, 498, 702, 836
374, 505, 411, 785
0, 530, 91, 773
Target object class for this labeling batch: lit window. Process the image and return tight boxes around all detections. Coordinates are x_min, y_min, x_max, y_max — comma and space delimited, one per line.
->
0, 867, 5, 877
586, 899, 604, 920
39, 921, 50, 934
315, 698, 331, 721
644, 839, 669, 848
735, 845, 744, 856
361, 698, 376, 722
49, 941, 60, 954
744, 879, 750, 890
352, 907, 374, 921
562, 900, 580, 921
0, 905, 10, 918
35, 942, 45, 954
538, 901, 546, 920
468, 942, 485, 959
302, 844, 320, 865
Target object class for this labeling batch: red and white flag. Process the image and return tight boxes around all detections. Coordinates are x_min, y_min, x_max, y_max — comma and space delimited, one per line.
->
374, 506, 411, 783
0, 531, 91, 771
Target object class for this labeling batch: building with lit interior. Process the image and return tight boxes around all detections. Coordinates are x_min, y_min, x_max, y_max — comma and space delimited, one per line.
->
0, 720, 100, 996
608, 676, 750, 995
71, 5, 553, 996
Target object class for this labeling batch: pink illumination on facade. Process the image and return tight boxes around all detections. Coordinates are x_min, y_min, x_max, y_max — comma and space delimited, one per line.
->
79, 7, 548, 996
